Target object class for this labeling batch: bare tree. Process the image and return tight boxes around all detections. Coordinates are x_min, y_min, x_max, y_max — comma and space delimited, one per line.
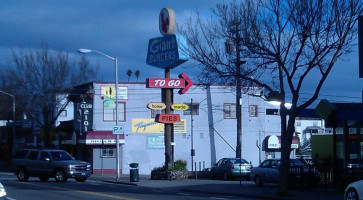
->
179, 0, 362, 195
135, 70, 140, 82
127, 70, 132, 82
0, 44, 98, 147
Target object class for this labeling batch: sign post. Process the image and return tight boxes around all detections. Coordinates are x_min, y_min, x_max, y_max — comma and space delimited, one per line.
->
145, 8, 189, 170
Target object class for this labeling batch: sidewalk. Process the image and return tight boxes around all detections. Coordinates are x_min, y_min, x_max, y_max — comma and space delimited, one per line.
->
90, 174, 345, 200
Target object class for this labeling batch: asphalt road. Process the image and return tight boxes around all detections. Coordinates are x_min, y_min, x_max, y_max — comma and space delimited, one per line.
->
0, 173, 254, 200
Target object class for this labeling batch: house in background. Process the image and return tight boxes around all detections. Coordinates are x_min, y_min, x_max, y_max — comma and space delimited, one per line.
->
295, 109, 331, 163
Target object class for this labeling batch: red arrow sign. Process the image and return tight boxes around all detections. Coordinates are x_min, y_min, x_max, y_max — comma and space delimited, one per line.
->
156, 114, 180, 123
178, 73, 193, 94
147, 78, 185, 89
146, 73, 193, 94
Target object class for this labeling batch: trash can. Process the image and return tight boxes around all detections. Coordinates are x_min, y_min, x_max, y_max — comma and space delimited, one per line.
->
129, 163, 139, 182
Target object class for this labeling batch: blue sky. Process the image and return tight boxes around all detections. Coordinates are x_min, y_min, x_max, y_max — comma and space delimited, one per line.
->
0, 0, 362, 105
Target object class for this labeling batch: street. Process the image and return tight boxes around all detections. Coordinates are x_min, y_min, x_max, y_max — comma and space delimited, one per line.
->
0, 173, 253, 200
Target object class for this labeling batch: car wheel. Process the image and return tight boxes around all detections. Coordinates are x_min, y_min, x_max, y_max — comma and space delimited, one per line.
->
75, 177, 87, 182
223, 172, 229, 181
346, 188, 358, 200
254, 175, 263, 187
39, 176, 49, 182
55, 170, 68, 182
17, 168, 29, 182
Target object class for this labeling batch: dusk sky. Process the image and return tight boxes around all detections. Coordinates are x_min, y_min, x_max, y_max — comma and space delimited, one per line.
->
0, 0, 362, 106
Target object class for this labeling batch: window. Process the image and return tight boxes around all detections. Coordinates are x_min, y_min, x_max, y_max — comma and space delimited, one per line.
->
39, 152, 50, 161
104, 102, 126, 121
224, 103, 236, 119
266, 109, 279, 115
27, 151, 39, 160
184, 103, 199, 115
151, 109, 165, 118
101, 148, 115, 158
14, 150, 28, 159
249, 105, 258, 117
59, 110, 67, 117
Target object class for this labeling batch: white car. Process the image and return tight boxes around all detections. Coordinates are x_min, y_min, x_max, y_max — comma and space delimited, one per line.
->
345, 180, 363, 200
0, 182, 6, 200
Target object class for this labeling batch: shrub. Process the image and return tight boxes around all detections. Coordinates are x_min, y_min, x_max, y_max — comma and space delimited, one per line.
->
151, 160, 187, 173
174, 159, 187, 171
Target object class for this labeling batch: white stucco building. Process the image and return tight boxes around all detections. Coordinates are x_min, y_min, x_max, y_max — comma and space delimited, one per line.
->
55, 82, 289, 175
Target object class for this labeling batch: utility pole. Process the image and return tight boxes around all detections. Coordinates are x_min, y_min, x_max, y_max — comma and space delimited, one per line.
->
226, 19, 246, 159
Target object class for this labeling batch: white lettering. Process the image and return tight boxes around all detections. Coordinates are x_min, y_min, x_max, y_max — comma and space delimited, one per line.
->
81, 104, 92, 109
149, 38, 176, 54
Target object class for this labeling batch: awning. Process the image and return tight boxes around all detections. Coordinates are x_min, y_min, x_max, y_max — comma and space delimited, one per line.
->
78, 130, 125, 145
264, 135, 299, 150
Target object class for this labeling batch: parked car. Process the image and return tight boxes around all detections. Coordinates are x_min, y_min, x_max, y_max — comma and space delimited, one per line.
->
11, 149, 91, 182
345, 180, 363, 200
210, 158, 252, 180
250, 158, 320, 187
0, 182, 6, 200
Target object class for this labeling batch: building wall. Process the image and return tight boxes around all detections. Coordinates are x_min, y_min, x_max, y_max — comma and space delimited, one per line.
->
92, 83, 282, 174
58, 82, 283, 175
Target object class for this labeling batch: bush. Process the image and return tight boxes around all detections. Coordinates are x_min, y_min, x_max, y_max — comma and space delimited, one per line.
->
151, 165, 167, 173
151, 160, 187, 173
174, 159, 187, 171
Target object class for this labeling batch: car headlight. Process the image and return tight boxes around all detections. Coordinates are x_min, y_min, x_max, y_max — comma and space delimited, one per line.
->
0, 183, 6, 198
67, 165, 74, 171
87, 164, 91, 168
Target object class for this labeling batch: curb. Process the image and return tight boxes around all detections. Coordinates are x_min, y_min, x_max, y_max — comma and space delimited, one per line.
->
104, 180, 139, 186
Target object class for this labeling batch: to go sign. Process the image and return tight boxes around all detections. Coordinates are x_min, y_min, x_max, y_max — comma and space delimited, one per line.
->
147, 78, 185, 89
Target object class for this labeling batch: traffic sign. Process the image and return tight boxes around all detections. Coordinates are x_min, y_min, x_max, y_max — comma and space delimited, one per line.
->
146, 73, 193, 94
113, 125, 124, 135
156, 114, 180, 123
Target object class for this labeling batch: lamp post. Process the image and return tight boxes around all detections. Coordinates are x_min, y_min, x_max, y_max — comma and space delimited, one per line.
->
78, 49, 120, 180
0, 90, 16, 154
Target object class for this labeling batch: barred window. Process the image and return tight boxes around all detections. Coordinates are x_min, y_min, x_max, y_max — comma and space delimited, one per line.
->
104, 102, 126, 121
101, 148, 115, 158
249, 105, 258, 117
224, 103, 236, 119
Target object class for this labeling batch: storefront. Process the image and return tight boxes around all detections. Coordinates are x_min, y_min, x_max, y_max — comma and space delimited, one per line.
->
314, 100, 363, 176
263, 135, 299, 159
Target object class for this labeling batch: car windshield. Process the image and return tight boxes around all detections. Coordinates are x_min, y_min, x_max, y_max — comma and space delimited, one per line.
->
229, 158, 249, 164
50, 151, 73, 161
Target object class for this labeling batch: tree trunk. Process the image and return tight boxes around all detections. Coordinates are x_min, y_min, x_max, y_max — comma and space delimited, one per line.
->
278, 109, 296, 195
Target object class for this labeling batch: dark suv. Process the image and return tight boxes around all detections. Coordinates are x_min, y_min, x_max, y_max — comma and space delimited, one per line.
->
11, 149, 91, 182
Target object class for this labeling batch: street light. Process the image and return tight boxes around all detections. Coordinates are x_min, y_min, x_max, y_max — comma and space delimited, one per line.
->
0, 90, 16, 154
78, 48, 120, 180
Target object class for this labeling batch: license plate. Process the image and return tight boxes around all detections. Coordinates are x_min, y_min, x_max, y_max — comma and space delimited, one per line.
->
241, 166, 246, 170
82, 173, 85, 175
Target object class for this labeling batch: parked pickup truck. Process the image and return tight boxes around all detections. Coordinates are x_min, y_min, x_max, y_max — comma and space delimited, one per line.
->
11, 149, 91, 182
